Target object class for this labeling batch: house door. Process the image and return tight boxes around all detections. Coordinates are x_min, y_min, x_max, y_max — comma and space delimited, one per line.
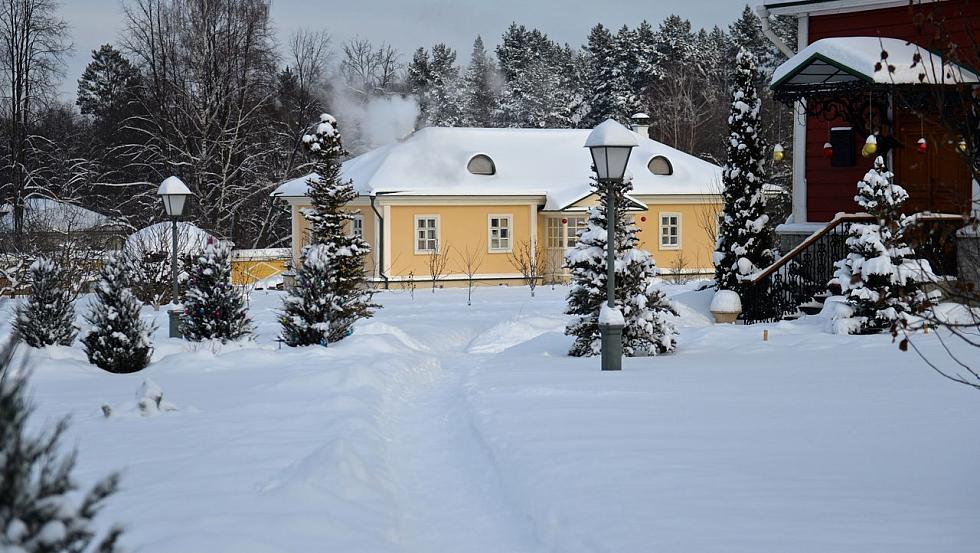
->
894, 115, 971, 214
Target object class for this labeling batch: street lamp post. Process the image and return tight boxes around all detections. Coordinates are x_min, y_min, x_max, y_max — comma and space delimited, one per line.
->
157, 176, 192, 338
585, 120, 638, 371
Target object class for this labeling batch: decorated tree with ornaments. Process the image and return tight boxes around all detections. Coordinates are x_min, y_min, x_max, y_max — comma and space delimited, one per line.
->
280, 114, 376, 345
565, 175, 677, 357
0, 340, 124, 553
82, 252, 153, 373
181, 243, 252, 342
714, 47, 774, 295
13, 257, 77, 348
832, 156, 938, 334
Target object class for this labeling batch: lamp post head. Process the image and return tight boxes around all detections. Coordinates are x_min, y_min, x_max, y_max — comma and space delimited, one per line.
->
157, 176, 192, 218
585, 119, 638, 183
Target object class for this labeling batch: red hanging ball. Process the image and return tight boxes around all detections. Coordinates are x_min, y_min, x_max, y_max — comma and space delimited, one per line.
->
916, 137, 928, 154
822, 142, 834, 158
640, 216, 647, 222
561, 218, 567, 224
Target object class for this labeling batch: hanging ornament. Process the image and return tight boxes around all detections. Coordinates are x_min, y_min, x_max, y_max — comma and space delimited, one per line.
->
772, 143, 785, 162
640, 216, 647, 223
561, 218, 567, 224
823, 142, 834, 158
917, 137, 928, 154
862, 135, 878, 158
957, 137, 968, 153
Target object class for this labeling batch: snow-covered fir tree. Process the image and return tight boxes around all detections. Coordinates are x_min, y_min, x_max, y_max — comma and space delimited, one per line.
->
632, 21, 662, 113
279, 244, 336, 346
82, 252, 153, 373
0, 341, 124, 552
407, 47, 432, 126
833, 157, 938, 334
428, 44, 463, 126
582, 24, 617, 126
714, 47, 774, 294
13, 257, 77, 348
461, 36, 498, 127
566, 174, 677, 357
583, 24, 645, 126
280, 114, 376, 345
181, 243, 252, 342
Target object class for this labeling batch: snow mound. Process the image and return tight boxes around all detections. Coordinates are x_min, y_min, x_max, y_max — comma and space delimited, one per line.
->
668, 288, 716, 327
354, 321, 430, 352
467, 315, 567, 354
125, 222, 215, 256
710, 290, 742, 313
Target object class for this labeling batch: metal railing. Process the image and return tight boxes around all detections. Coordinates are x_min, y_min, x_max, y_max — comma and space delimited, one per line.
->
740, 213, 966, 324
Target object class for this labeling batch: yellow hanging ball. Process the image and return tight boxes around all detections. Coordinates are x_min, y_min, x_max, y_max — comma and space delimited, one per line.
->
958, 138, 968, 153
772, 144, 785, 162
864, 134, 878, 156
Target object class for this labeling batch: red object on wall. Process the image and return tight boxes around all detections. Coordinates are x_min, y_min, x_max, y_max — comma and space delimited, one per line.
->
561, 218, 567, 224
916, 137, 928, 154
802, 0, 980, 222
640, 216, 647, 222
822, 142, 834, 158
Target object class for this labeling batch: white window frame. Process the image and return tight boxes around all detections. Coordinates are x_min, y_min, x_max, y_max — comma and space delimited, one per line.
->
487, 214, 513, 253
659, 212, 681, 251
566, 215, 589, 247
351, 213, 364, 238
414, 215, 440, 254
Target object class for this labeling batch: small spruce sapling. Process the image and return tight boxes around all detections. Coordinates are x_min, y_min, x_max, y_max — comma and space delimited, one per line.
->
181, 243, 253, 342
279, 244, 334, 346
82, 253, 154, 373
13, 257, 77, 348
0, 339, 124, 552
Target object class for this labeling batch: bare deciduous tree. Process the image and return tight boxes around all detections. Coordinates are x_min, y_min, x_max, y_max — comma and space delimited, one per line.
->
508, 239, 545, 296
455, 242, 485, 306
426, 241, 450, 292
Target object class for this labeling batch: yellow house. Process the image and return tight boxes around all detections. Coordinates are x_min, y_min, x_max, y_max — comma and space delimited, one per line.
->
273, 124, 722, 287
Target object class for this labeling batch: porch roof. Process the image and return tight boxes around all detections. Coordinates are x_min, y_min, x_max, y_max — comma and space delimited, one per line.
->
771, 37, 979, 92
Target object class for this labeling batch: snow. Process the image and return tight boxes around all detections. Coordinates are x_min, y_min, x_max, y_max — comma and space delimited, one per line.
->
584, 119, 639, 148
710, 289, 742, 313
0, 197, 118, 232
9, 285, 980, 552
271, 127, 722, 210
772, 37, 980, 87
157, 175, 192, 195
124, 221, 215, 256
598, 303, 625, 326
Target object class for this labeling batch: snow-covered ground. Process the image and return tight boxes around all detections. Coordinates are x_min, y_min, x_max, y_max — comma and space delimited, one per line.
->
9, 283, 980, 552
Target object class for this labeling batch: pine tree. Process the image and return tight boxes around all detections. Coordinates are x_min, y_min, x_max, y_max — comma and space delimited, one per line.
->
633, 21, 662, 113
13, 257, 77, 348
582, 24, 616, 126
407, 47, 432, 126
495, 25, 579, 128
76, 44, 140, 123
0, 340, 124, 552
461, 36, 498, 127
82, 253, 153, 374
565, 175, 677, 357
281, 114, 376, 345
833, 157, 938, 334
714, 47, 774, 295
181, 243, 252, 342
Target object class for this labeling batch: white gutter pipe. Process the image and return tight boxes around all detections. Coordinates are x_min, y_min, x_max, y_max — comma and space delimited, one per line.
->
756, 5, 795, 58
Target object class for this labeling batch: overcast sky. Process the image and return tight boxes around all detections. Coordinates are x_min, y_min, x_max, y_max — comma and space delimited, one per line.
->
59, 0, 749, 100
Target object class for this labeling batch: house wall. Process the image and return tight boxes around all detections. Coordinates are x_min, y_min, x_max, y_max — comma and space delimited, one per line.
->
803, 0, 980, 222
290, 203, 377, 273
633, 199, 721, 274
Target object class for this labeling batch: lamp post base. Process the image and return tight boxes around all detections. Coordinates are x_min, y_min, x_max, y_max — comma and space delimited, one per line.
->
168, 307, 183, 339
600, 322, 624, 371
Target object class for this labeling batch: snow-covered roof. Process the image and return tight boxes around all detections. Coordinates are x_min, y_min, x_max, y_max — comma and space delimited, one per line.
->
772, 37, 980, 88
272, 127, 722, 211
0, 197, 119, 232
763, 0, 906, 17
124, 221, 215, 256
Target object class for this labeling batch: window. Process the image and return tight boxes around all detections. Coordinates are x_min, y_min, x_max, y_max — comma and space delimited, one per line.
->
660, 213, 681, 250
351, 214, 364, 238
467, 154, 496, 175
546, 218, 562, 248
566, 216, 588, 247
648, 155, 673, 175
415, 215, 439, 253
830, 126, 856, 167
488, 215, 512, 252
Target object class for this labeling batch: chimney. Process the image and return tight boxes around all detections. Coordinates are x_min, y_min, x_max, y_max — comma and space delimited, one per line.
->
630, 113, 650, 138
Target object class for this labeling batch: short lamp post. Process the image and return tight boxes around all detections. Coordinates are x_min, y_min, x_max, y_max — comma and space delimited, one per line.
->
157, 176, 192, 338
585, 120, 638, 371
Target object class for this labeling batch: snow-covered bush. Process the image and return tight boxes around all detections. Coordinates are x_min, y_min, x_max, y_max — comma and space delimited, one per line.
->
288, 113, 376, 343
13, 257, 77, 348
832, 157, 938, 334
181, 243, 252, 342
125, 222, 213, 307
565, 175, 677, 357
714, 47, 774, 295
0, 340, 124, 552
82, 252, 154, 373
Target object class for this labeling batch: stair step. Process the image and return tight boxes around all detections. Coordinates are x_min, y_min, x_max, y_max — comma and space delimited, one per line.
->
799, 301, 824, 315
812, 292, 833, 303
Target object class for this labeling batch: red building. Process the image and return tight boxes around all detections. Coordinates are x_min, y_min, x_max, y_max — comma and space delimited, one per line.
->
760, 0, 977, 236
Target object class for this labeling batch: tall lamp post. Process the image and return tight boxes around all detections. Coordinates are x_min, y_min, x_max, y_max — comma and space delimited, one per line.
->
157, 176, 192, 338
585, 120, 638, 371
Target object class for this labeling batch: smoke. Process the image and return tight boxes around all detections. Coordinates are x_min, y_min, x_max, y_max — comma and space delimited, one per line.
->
329, 89, 420, 154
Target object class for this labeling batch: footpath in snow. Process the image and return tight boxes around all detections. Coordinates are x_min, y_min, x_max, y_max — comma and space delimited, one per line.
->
11, 284, 980, 552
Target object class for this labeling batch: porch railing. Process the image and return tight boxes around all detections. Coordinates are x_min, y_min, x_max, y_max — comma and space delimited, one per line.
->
740, 212, 966, 324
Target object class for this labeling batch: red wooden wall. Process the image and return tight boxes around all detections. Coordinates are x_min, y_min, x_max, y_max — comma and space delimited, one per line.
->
804, 0, 980, 221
